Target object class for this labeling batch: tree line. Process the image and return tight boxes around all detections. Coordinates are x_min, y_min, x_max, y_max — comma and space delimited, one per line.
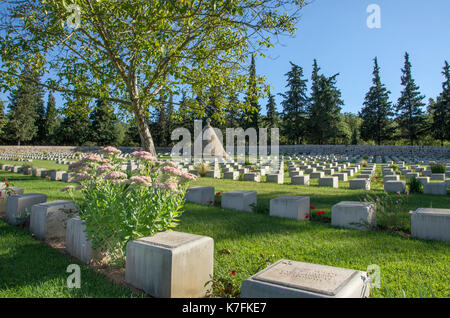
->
0, 53, 448, 147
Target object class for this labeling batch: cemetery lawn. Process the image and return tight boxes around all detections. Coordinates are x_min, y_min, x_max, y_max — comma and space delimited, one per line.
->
0, 159, 68, 171
1, 171, 449, 298
0, 219, 143, 297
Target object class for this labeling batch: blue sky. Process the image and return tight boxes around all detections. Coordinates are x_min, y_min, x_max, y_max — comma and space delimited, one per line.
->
258, 0, 450, 114
1, 0, 449, 116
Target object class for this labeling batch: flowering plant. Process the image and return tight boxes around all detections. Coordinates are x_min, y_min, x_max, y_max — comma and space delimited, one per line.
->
65, 147, 197, 264
362, 191, 410, 233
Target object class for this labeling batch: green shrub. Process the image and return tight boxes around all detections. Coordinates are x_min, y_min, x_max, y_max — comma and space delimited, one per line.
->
363, 192, 411, 233
430, 163, 445, 173
250, 201, 269, 214
408, 176, 423, 193
195, 162, 210, 177
391, 164, 398, 171
66, 147, 197, 265
360, 159, 368, 167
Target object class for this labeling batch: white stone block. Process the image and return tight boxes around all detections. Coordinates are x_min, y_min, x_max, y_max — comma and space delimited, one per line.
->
125, 231, 214, 298
221, 190, 257, 212
318, 176, 338, 188
241, 260, 369, 298
244, 173, 260, 182
384, 181, 406, 193
30, 200, 77, 240
66, 217, 99, 264
266, 174, 284, 184
411, 208, 450, 242
5, 193, 47, 226
224, 171, 239, 180
270, 196, 310, 220
349, 179, 370, 190
423, 182, 447, 195
291, 175, 310, 186
185, 186, 215, 205
331, 201, 376, 230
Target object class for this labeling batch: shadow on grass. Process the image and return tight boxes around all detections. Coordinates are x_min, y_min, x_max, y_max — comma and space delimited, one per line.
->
0, 220, 137, 297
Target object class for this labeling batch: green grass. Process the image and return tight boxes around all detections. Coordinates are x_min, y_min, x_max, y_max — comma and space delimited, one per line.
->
0, 159, 68, 171
0, 220, 142, 297
1, 166, 449, 298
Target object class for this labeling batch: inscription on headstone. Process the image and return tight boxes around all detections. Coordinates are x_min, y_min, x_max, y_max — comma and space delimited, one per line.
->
253, 260, 358, 296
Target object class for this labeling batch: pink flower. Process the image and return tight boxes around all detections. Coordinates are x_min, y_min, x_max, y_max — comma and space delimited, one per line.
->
101, 146, 121, 155
74, 172, 91, 182
162, 166, 183, 176
104, 171, 128, 180
97, 165, 114, 175
396, 191, 401, 195
181, 173, 197, 180
162, 181, 178, 191
409, 210, 414, 215
163, 161, 177, 167
130, 151, 156, 161
130, 176, 152, 186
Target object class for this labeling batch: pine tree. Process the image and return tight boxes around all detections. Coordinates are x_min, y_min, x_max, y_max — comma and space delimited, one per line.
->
5, 64, 42, 145
33, 86, 46, 144
56, 99, 91, 145
430, 61, 450, 146
360, 57, 395, 144
396, 52, 426, 145
244, 55, 260, 130
89, 99, 118, 146
265, 90, 279, 129
280, 62, 309, 144
0, 100, 7, 137
43, 92, 59, 144
307, 60, 343, 144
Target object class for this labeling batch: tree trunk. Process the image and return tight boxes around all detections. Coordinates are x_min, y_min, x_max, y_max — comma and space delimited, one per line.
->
134, 103, 157, 156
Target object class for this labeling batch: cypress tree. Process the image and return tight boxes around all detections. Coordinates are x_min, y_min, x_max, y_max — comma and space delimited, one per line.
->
89, 99, 118, 146
360, 57, 395, 144
244, 55, 260, 130
396, 52, 426, 145
5, 64, 42, 145
265, 90, 279, 129
307, 60, 343, 144
280, 62, 309, 144
430, 61, 450, 146
43, 92, 59, 144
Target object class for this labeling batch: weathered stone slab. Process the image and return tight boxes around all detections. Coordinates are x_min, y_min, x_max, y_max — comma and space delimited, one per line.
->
185, 186, 215, 205
224, 171, 239, 180
266, 174, 284, 184
125, 231, 214, 298
423, 182, 447, 195
384, 181, 406, 193
291, 175, 310, 186
244, 173, 260, 182
318, 176, 338, 188
0, 187, 24, 217
66, 217, 100, 264
270, 196, 310, 220
30, 200, 77, 240
411, 208, 450, 242
5, 193, 47, 226
349, 179, 370, 190
221, 190, 257, 212
331, 201, 376, 230
241, 260, 369, 298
